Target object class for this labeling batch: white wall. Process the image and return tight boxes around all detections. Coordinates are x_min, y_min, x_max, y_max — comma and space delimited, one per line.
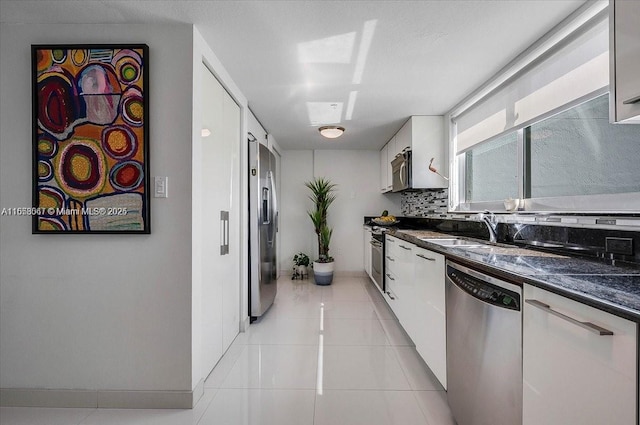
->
0, 23, 194, 393
280, 150, 401, 273
280, 151, 316, 273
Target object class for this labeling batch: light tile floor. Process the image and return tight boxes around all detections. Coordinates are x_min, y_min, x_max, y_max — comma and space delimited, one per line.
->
0, 276, 457, 425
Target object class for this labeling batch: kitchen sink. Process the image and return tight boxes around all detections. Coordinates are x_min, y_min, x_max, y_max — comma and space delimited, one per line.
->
420, 238, 493, 248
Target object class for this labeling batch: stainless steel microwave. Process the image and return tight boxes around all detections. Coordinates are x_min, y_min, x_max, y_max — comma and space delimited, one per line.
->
391, 150, 411, 192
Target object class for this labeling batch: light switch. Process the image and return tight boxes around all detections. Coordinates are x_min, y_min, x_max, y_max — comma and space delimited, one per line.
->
154, 176, 168, 198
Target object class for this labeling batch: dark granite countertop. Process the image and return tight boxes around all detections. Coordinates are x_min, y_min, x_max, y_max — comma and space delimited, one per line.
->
389, 229, 640, 322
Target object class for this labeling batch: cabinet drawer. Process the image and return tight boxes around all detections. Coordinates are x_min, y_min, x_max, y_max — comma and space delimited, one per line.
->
384, 269, 400, 313
385, 245, 399, 275
523, 284, 637, 425
385, 234, 398, 257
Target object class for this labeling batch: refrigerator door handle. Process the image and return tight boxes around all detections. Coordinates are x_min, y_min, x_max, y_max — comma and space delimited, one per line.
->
262, 187, 270, 224
220, 210, 229, 255
270, 171, 278, 234
266, 171, 277, 246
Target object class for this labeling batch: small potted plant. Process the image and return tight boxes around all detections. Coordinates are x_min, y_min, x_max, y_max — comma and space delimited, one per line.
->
305, 177, 337, 285
293, 252, 310, 277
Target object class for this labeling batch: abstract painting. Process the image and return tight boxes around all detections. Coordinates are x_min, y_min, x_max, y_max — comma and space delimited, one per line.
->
31, 44, 150, 233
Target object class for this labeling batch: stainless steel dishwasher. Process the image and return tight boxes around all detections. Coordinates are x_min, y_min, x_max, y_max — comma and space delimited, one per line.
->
445, 260, 522, 425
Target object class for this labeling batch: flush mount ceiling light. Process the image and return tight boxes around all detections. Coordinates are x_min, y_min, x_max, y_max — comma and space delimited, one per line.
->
318, 126, 345, 139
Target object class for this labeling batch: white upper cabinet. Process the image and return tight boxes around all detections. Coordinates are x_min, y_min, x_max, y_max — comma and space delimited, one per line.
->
410, 116, 447, 188
395, 119, 412, 155
379, 137, 394, 193
381, 116, 446, 192
610, 0, 640, 123
380, 142, 390, 192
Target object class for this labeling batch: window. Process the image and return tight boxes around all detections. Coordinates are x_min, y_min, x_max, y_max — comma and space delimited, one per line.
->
449, 4, 640, 212
455, 94, 640, 211
464, 132, 518, 203
527, 94, 640, 198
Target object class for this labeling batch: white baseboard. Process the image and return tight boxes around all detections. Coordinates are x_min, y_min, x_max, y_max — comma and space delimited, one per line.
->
0, 386, 201, 409
98, 389, 194, 409
240, 315, 251, 332
191, 379, 204, 408
0, 388, 97, 408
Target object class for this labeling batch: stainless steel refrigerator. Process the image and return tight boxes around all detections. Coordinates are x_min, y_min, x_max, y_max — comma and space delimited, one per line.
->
248, 138, 278, 320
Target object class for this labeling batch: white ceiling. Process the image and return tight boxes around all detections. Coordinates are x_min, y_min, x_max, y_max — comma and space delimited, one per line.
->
1, 0, 586, 150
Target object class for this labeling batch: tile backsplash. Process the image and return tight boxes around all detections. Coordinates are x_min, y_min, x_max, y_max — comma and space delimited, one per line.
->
401, 189, 448, 217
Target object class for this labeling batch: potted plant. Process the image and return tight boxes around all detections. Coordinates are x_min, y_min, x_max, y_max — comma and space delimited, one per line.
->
305, 177, 337, 285
293, 252, 310, 278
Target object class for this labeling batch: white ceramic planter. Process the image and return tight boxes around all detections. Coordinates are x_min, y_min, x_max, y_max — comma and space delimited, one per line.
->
296, 265, 308, 277
313, 260, 334, 285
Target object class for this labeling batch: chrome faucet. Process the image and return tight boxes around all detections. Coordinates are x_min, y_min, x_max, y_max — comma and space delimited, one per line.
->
478, 211, 498, 243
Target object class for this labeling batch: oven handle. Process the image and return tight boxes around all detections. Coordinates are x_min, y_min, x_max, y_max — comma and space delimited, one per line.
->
370, 240, 382, 248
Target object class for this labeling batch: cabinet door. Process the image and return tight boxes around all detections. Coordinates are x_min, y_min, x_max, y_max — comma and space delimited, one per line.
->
201, 63, 241, 375
393, 239, 415, 336
380, 143, 390, 192
611, 0, 640, 123
395, 119, 412, 154
384, 234, 398, 274
410, 116, 447, 189
523, 284, 637, 425
386, 138, 394, 191
384, 236, 413, 331
413, 246, 446, 389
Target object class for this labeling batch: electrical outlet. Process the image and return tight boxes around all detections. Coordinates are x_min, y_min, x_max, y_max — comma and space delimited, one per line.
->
605, 237, 633, 256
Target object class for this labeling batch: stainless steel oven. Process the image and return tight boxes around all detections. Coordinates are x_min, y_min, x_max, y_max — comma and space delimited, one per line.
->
370, 234, 384, 292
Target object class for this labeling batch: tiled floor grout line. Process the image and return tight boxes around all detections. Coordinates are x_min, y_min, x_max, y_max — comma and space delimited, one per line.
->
204, 337, 248, 387
75, 407, 99, 425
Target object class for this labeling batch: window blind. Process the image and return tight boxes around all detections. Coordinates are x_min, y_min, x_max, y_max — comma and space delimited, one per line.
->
454, 14, 608, 154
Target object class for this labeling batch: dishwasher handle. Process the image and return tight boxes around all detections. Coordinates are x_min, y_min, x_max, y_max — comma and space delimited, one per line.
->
526, 299, 613, 336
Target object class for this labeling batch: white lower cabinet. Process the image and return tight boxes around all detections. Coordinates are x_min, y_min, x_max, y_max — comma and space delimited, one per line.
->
413, 246, 446, 389
384, 268, 400, 315
385, 235, 415, 335
394, 239, 415, 336
384, 235, 400, 312
384, 236, 447, 390
523, 284, 637, 425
